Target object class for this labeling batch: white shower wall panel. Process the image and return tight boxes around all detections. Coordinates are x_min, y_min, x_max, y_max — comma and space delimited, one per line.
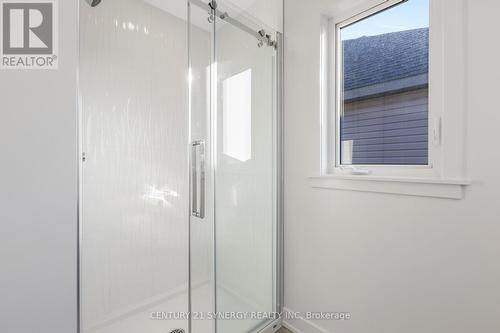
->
80, 0, 210, 330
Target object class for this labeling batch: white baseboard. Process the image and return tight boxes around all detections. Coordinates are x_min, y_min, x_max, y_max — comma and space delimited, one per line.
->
282, 307, 331, 333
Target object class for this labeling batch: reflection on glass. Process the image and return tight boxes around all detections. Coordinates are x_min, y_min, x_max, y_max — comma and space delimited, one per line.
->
223, 69, 252, 162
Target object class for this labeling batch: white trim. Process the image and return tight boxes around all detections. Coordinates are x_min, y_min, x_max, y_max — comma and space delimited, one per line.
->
335, 0, 402, 29
319, 0, 468, 186
309, 175, 470, 200
332, 0, 437, 174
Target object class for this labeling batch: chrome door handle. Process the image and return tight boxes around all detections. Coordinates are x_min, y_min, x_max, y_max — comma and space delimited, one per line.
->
191, 140, 205, 219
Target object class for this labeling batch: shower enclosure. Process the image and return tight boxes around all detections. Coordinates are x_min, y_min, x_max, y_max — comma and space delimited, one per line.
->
79, 0, 282, 332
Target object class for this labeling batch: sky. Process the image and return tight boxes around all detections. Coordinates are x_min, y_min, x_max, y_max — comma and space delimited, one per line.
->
342, 0, 429, 40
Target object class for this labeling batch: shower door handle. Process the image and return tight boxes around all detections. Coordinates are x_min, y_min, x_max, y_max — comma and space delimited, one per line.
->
191, 140, 205, 219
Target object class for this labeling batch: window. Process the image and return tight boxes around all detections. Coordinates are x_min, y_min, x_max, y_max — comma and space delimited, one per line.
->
336, 0, 431, 168
315, 0, 470, 199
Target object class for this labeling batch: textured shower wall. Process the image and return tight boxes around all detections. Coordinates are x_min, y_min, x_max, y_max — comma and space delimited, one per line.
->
80, 0, 210, 328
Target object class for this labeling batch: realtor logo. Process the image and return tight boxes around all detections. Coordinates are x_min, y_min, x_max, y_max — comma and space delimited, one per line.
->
1, 0, 58, 69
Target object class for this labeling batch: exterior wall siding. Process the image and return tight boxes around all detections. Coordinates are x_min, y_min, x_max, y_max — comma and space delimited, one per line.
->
341, 88, 429, 165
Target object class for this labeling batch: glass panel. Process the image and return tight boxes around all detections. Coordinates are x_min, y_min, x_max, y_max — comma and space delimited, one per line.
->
215, 2, 278, 332
80, 0, 190, 332
340, 0, 430, 165
188, 1, 216, 332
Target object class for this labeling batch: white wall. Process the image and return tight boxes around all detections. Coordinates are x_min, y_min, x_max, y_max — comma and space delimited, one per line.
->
0, 1, 78, 333
283, 0, 500, 333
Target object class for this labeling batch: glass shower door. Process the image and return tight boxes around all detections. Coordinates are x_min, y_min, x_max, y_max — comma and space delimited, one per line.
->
81, 0, 279, 331
214, 2, 279, 332
188, 1, 216, 333
189, 1, 280, 332
80, 0, 190, 332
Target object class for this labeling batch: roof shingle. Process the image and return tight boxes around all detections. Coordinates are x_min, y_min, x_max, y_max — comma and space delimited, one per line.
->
343, 28, 429, 92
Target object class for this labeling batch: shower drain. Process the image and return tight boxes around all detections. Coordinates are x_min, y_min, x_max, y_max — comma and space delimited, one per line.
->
170, 330, 185, 333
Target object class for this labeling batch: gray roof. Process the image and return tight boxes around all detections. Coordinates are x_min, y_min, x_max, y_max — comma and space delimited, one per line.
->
343, 28, 429, 95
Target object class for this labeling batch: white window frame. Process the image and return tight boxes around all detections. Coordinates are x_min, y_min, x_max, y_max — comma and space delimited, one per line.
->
314, 0, 470, 199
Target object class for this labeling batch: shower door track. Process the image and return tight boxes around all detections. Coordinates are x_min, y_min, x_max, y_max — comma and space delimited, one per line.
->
189, 0, 277, 48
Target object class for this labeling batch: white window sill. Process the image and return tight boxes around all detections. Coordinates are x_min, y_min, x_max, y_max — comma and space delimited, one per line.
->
308, 175, 471, 200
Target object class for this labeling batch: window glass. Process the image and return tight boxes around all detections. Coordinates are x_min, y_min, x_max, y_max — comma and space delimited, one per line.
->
339, 0, 429, 165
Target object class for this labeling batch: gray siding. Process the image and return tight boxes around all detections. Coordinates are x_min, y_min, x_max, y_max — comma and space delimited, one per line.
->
341, 89, 429, 165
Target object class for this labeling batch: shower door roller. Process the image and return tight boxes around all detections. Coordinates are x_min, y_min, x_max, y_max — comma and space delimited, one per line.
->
191, 140, 206, 219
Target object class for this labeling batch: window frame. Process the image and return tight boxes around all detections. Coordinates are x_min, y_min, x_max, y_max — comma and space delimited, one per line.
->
327, 0, 441, 178
315, 0, 470, 199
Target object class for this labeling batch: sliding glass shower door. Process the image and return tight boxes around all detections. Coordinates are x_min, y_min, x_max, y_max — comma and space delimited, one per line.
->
80, 0, 280, 332
80, 1, 190, 332
188, 2, 215, 332
212, 2, 279, 332
188, 1, 279, 332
